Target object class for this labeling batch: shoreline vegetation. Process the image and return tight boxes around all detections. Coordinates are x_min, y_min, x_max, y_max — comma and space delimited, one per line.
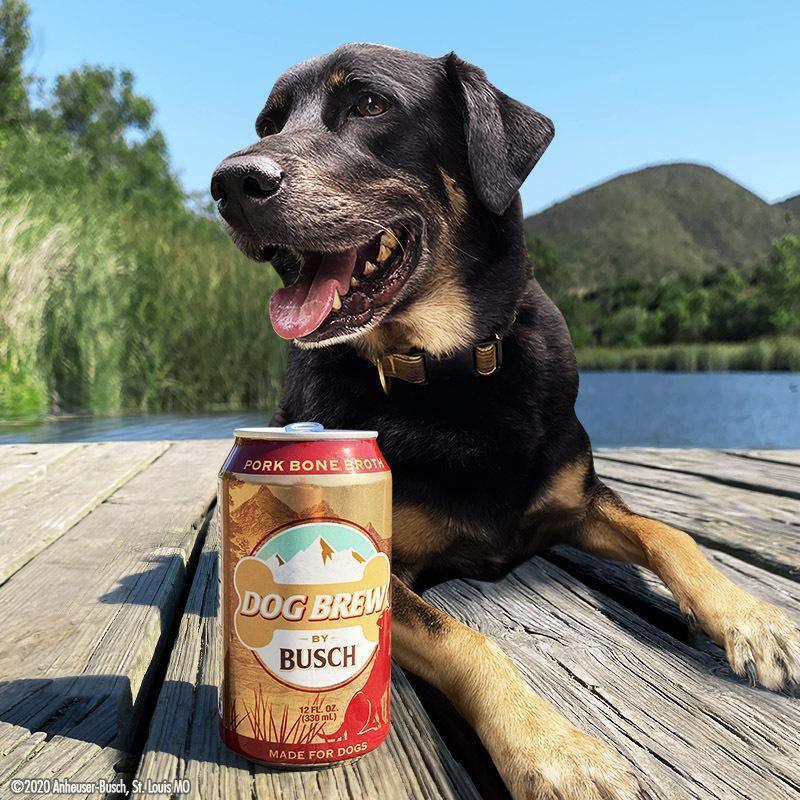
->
576, 337, 800, 372
530, 234, 800, 365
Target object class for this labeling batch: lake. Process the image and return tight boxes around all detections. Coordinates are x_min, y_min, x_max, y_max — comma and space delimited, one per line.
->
1, 372, 798, 448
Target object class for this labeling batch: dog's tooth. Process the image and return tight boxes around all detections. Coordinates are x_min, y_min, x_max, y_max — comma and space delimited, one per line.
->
350, 276, 360, 288
378, 243, 392, 263
380, 230, 397, 251
332, 289, 342, 311
363, 261, 378, 277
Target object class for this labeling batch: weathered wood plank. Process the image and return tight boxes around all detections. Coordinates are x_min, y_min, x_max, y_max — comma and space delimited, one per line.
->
426, 558, 800, 800
134, 521, 480, 800
598, 448, 800, 499
0, 443, 74, 465
595, 456, 800, 578
0, 443, 81, 496
0, 734, 122, 799
0, 440, 231, 798
546, 544, 800, 660
0, 441, 169, 585
727, 450, 800, 468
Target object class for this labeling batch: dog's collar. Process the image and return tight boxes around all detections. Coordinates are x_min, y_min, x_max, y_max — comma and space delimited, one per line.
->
368, 334, 504, 395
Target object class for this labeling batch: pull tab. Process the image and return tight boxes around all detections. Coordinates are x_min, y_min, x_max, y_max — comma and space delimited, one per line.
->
283, 421, 325, 433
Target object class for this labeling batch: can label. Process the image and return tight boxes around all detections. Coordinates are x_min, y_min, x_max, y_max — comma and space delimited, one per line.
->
233, 519, 390, 690
219, 440, 391, 767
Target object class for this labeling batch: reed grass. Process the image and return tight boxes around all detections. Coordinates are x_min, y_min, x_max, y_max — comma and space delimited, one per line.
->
0, 205, 73, 418
240, 686, 331, 744
576, 337, 800, 371
0, 186, 286, 422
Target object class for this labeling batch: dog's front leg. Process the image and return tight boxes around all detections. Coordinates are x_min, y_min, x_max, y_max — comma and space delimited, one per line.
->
391, 576, 644, 800
571, 486, 800, 693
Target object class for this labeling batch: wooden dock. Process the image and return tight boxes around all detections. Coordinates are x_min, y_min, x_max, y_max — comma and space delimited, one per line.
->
0, 442, 798, 799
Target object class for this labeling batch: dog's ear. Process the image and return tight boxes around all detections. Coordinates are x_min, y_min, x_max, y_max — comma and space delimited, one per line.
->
444, 52, 554, 215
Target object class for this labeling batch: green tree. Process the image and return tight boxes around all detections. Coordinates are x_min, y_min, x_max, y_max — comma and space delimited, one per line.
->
528, 235, 563, 295
760, 235, 800, 336
31, 65, 183, 211
48, 67, 155, 163
705, 267, 763, 342
527, 235, 598, 346
0, 0, 30, 124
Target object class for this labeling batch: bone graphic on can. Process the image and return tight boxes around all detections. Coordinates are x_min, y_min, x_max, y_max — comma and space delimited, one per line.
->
233, 521, 390, 690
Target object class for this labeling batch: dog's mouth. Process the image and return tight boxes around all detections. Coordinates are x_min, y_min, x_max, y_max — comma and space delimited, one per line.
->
267, 221, 421, 342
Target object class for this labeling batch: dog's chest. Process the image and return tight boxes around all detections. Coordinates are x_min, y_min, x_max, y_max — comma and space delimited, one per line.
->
288, 348, 549, 490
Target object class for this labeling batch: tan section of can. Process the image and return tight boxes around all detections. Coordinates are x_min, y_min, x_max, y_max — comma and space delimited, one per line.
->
218, 426, 391, 768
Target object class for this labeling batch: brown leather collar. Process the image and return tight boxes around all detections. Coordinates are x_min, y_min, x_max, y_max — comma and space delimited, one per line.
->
370, 334, 503, 395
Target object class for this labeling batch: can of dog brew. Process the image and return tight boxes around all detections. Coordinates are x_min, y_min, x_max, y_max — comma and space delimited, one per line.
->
218, 422, 392, 767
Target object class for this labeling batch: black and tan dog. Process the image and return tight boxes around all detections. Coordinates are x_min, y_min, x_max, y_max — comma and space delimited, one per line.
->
211, 43, 800, 800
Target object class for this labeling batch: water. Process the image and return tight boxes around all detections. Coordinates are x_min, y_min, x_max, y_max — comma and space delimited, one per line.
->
1, 373, 798, 448
0, 410, 270, 444
576, 372, 800, 448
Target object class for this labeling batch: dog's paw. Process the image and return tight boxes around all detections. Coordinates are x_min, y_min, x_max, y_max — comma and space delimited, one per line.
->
722, 599, 800, 694
503, 728, 645, 800
691, 588, 800, 694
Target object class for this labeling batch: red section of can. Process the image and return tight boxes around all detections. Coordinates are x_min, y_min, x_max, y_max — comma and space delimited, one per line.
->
223, 438, 389, 475
218, 427, 392, 768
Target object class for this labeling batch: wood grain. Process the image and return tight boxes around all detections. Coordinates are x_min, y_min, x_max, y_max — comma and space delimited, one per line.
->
0, 440, 231, 798
0, 443, 80, 496
0, 441, 169, 584
426, 556, 800, 800
598, 447, 800, 499
1, 443, 799, 800
726, 450, 800, 468
546, 544, 800, 659
595, 455, 800, 578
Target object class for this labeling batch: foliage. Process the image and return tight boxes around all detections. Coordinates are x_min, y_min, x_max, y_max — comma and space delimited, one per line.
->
0, 0, 29, 124
780, 194, 800, 221
531, 234, 800, 355
758, 235, 800, 337
29, 64, 183, 212
0, 206, 71, 417
576, 337, 800, 372
0, 1, 286, 421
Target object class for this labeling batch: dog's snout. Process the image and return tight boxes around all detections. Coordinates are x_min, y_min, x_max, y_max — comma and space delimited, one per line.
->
210, 156, 283, 223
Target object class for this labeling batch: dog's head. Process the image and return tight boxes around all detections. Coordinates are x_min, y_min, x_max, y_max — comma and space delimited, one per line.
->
212, 44, 553, 355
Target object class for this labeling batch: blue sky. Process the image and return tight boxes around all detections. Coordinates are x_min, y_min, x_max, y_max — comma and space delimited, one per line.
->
26, 0, 799, 214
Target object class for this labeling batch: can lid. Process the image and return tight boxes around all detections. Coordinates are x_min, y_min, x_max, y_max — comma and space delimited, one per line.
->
233, 421, 379, 441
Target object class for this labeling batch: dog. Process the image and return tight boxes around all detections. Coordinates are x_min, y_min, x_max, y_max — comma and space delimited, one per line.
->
211, 43, 800, 799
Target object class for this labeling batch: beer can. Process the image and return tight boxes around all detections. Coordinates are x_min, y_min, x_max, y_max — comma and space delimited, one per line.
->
218, 422, 392, 767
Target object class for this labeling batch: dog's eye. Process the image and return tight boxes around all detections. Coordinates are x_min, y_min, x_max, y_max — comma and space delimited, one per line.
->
354, 94, 390, 118
259, 119, 279, 137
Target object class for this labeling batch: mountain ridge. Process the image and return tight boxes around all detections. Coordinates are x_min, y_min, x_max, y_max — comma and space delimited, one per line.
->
524, 163, 800, 288
778, 193, 800, 219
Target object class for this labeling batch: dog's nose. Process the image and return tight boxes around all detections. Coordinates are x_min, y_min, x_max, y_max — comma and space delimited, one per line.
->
210, 156, 283, 223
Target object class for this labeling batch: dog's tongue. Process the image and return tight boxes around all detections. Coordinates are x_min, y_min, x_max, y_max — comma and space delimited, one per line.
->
269, 249, 358, 339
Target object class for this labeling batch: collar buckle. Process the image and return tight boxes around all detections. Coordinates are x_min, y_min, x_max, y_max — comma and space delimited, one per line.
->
373, 356, 391, 396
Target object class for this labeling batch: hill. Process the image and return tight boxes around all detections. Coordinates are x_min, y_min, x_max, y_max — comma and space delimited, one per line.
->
778, 194, 800, 219
524, 163, 800, 287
